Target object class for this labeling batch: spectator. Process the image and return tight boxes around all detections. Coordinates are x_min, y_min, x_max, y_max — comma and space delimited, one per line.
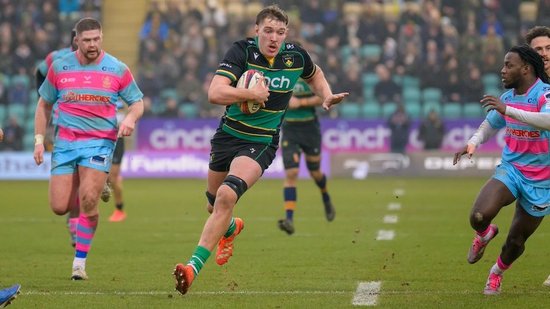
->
387, 104, 410, 154
374, 63, 402, 104
158, 97, 181, 118
418, 109, 445, 150
0, 116, 24, 151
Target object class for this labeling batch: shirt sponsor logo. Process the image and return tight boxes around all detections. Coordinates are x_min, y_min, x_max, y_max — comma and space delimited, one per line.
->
60, 77, 76, 83
219, 62, 232, 69
505, 127, 541, 138
63, 91, 110, 103
102, 76, 112, 88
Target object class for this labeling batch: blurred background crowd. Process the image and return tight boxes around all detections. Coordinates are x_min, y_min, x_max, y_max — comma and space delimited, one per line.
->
0, 0, 548, 151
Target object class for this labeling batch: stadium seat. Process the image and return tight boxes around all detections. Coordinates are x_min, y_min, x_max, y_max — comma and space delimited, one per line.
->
160, 88, 179, 99
361, 102, 380, 119
361, 73, 379, 88
463, 102, 484, 119
23, 132, 34, 151
7, 104, 27, 120
422, 101, 441, 116
402, 75, 420, 88
442, 102, 462, 119
179, 103, 199, 119
404, 101, 421, 119
339, 102, 361, 119
484, 87, 502, 97
381, 102, 397, 118
402, 87, 421, 102
422, 87, 442, 103
482, 73, 501, 90
0, 105, 6, 123
361, 44, 382, 62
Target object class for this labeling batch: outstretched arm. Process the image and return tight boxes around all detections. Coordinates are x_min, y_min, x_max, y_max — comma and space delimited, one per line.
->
304, 65, 348, 110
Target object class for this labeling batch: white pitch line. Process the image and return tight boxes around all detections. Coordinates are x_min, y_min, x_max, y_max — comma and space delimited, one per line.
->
393, 188, 405, 197
352, 281, 381, 306
376, 230, 395, 240
383, 215, 398, 224
22, 290, 350, 296
387, 203, 401, 211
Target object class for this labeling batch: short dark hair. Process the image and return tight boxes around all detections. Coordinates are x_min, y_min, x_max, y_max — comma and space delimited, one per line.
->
509, 44, 549, 83
75, 17, 102, 35
256, 5, 288, 26
525, 26, 550, 44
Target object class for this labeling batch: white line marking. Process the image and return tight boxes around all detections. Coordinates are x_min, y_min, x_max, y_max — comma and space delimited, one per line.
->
22, 290, 350, 296
387, 203, 401, 211
383, 215, 398, 224
376, 230, 395, 240
393, 188, 405, 197
352, 281, 381, 306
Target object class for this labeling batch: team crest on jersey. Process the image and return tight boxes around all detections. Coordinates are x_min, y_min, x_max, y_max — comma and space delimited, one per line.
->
282, 54, 294, 67
102, 76, 112, 88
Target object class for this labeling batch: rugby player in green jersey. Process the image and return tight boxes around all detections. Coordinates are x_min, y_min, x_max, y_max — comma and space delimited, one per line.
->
173, 4, 348, 295
278, 78, 335, 235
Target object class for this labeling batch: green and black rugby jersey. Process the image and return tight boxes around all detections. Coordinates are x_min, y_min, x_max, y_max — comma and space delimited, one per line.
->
215, 37, 316, 146
284, 78, 318, 124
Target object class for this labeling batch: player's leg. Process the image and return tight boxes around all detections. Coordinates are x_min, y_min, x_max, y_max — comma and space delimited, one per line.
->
50, 150, 81, 246
108, 163, 125, 222
484, 202, 544, 295
279, 132, 300, 234
70, 148, 112, 280
175, 159, 260, 294
306, 154, 335, 222
467, 178, 515, 264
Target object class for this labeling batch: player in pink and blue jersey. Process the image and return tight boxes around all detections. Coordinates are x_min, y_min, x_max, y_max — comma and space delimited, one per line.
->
33, 17, 144, 280
454, 44, 550, 295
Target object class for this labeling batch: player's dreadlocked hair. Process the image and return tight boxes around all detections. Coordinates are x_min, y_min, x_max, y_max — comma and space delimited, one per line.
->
510, 44, 549, 84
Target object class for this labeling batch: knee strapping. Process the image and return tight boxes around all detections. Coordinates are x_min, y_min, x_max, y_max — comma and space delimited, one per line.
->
306, 160, 320, 171
222, 175, 248, 200
205, 191, 216, 206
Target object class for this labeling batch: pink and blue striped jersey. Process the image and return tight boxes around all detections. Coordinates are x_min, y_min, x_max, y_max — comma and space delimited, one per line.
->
486, 78, 550, 187
39, 51, 143, 150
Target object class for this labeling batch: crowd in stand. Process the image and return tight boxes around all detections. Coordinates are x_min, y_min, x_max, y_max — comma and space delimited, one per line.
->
0, 0, 549, 150
136, 0, 548, 119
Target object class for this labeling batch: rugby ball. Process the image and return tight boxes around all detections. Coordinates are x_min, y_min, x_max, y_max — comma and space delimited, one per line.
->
236, 69, 264, 114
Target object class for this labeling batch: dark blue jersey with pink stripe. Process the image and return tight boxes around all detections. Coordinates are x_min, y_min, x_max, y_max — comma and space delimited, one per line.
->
486, 79, 550, 186
39, 51, 143, 150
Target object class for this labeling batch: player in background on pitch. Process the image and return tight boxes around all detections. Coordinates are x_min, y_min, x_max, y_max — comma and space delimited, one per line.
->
106, 99, 128, 222
173, 4, 347, 295
34, 17, 144, 280
454, 44, 550, 295
278, 77, 335, 235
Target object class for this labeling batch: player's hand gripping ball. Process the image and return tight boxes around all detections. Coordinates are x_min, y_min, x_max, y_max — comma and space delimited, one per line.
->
236, 69, 264, 114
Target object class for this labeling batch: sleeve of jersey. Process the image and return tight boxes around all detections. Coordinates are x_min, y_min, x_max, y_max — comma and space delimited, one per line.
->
298, 47, 316, 79
118, 65, 144, 105
504, 91, 550, 130
215, 42, 246, 83
38, 64, 58, 105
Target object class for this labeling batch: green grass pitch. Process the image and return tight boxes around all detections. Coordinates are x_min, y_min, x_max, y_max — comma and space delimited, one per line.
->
1, 177, 550, 308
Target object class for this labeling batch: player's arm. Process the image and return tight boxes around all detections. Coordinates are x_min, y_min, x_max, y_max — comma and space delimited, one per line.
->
481, 94, 550, 130
33, 97, 53, 165
453, 119, 499, 165
118, 99, 144, 137
304, 65, 348, 110
208, 74, 269, 106
289, 94, 322, 109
